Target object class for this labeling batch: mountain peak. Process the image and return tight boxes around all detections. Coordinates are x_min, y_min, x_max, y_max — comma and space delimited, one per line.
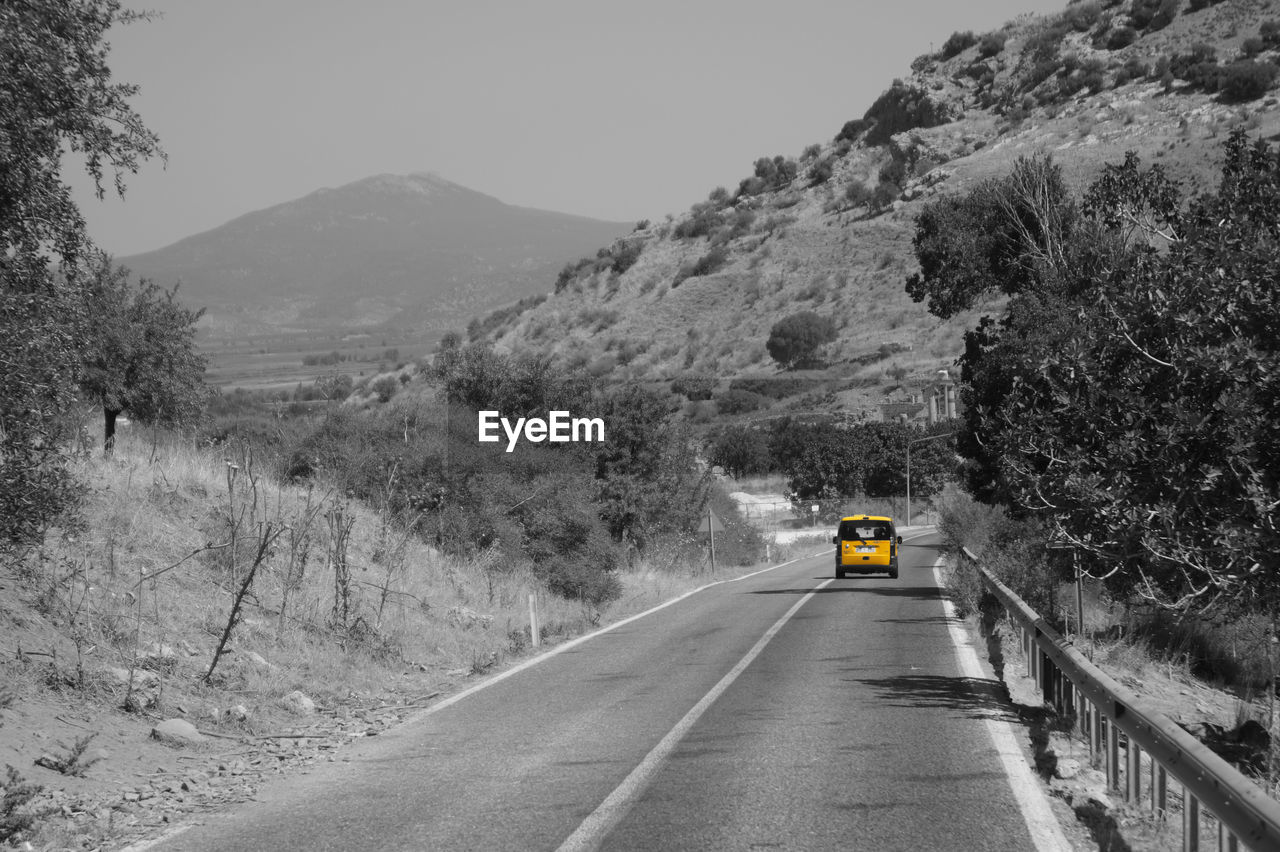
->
322, 171, 472, 200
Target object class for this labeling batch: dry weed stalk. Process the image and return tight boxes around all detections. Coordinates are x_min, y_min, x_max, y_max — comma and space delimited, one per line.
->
326, 498, 356, 632
277, 484, 327, 641
203, 452, 286, 683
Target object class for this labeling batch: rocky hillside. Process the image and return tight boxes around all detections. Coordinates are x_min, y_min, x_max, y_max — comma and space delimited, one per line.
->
470, 0, 1280, 422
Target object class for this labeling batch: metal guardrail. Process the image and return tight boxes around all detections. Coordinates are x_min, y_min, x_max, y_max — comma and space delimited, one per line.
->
961, 547, 1280, 852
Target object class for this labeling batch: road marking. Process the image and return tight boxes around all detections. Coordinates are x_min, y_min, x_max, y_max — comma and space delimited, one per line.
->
932, 557, 1073, 852
556, 578, 835, 852
410, 530, 937, 724
405, 550, 837, 724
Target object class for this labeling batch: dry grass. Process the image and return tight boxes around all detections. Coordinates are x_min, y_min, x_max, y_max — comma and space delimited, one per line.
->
5, 429, 786, 724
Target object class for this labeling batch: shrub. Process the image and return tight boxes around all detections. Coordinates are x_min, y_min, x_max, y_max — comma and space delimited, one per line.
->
1187, 0, 1228, 10
940, 30, 978, 59
809, 157, 835, 186
672, 201, 723, 239
835, 117, 872, 143
870, 180, 900, 211
555, 257, 595, 293
605, 239, 644, 275
1022, 23, 1068, 64
1062, 1, 1102, 32
862, 81, 952, 146
1218, 60, 1280, 102
371, 375, 399, 403
1240, 37, 1265, 59
844, 181, 874, 208
1149, 54, 1172, 81
715, 388, 768, 414
671, 375, 715, 401
978, 32, 1007, 59
878, 157, 907, 188
689, 246, 730, 278
747, 155, 799, 194
910, 53, 935, 73
801, 143, 822, 161
766, 312, 837, 369
1130, 0, 1178, 32
1262, 20, 1280, 48
1021, 58, 1063, 94
1106, 26, 1138, 49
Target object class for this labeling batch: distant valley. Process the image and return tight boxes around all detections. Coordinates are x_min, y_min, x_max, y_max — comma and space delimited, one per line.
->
117, 172, 632, 387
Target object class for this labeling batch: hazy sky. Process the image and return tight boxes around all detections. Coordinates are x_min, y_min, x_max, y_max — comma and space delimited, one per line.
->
69, 0, 1069, 256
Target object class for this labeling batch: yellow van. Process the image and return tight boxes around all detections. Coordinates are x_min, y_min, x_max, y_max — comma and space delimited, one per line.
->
832, 515, 901, 579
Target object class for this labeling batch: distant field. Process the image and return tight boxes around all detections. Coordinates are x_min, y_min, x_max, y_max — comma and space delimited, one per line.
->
201, 328, 431, 391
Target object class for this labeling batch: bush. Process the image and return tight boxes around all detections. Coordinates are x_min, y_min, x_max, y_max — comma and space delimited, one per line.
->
809, 157, 835, 186
606, 239, 644, 274
871, 180, 900, 211
744, 155, 799, 195
940, 30, 977, 59
1106, 26, 1138, 50
878, 157, 907, 188
862, 81, 952, 146
1022, 23, 1068, 64
1115, 56, 1149, 85
844, 181, 874, 208
1218, 59, 1280, 102
978, 32, 1007, 59
690, 246, 730, 278
1262, 20, 1280, 48
1130, 0, 1178, 32
1241, 37, 1265, 59
1187, 0, 1228, 10
1061, 1, 1102, 32
671, 375, 715, 401
672, 202, 723, 240
766, 312, 837, 370
715, 388, 768, 415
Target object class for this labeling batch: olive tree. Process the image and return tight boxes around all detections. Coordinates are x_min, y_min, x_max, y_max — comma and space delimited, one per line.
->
1, 0, 162, 540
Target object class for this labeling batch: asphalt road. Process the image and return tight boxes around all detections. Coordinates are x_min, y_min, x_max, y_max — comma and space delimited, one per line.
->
146, 533, 1064, 851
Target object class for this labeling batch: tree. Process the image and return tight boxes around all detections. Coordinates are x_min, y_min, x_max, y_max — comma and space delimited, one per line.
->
766, 312, 837, 370
709, 426, 773, 479
1, 0, 162, 539
905, 154, 1081, 319
908, 132, 1280, 615
79, 256, 207, 452
594, 386, 709, 551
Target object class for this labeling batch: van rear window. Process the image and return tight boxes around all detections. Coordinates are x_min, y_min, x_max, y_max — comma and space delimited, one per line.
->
838, 520, 893, 540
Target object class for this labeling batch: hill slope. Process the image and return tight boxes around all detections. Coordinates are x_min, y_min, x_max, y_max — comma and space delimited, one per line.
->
471, 0, 1280, 422
119, 172, 632, 344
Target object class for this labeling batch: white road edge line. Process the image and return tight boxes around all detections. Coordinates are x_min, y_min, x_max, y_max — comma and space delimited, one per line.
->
932, 556, 1073, 852
120, 533, 932, 852
556, 577, 836, 852
403, 538, 881, 725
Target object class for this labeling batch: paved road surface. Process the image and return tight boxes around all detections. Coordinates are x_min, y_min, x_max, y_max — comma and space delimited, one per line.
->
145, 533, 1064, 851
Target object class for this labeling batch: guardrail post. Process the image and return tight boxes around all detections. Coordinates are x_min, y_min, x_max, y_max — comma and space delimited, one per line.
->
1184, 790, 1200, 852
1126, 736, 1141, 802
1153, 762, 1167, 818
1106, 718, 1120, 789
968, 550, 1280, 848
1090, 703, 1102, 759
1218, 821, 1238, 852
